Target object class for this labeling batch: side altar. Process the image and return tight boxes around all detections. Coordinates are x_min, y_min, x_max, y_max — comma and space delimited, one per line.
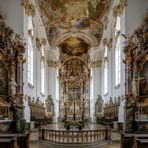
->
0, 15, 26, 133
124, 12, 148, 133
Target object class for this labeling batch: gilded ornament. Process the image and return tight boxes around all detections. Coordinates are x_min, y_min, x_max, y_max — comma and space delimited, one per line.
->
36, 37, 47, 48
102, 38, 112, 49
113, 0, 127, 17
17, 55, 24, 63
90, 60, 102, 68
36, 38, 42, 48
23, 0, 35, 16
47, 60, 59, 68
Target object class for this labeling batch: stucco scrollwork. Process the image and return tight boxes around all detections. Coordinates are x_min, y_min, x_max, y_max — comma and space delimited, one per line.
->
102, 37, 113, 49
113, 0, 127, 17
36, 38, 47, 49
23, 0, 36, 16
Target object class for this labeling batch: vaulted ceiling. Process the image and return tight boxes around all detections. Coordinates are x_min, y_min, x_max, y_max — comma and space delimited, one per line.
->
38, 0, 111, 47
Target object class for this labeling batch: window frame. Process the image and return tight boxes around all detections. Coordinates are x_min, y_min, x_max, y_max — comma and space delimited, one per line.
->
104, 46, 108, 95
40, 45, 45, 95
114, 15, 121, 87
27, 15, 34, 86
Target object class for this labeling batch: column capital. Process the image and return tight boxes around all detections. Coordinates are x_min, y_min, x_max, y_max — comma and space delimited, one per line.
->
47, 60, 59, 68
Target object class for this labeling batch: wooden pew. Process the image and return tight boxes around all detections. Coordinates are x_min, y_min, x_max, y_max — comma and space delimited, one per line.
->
0, 134, 29, 148
0, 135, 18, 148
134, 138, 148, 148
121, 133, 148, 148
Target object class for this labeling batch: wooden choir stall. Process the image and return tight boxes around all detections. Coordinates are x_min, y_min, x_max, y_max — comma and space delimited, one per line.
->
28, 97, 46, 127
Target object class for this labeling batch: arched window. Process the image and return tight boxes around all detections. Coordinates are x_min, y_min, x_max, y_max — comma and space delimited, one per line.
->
41, 45, 45, 94
104, 46, 108, 95
27, 15, 34, 85
115, 15, 121, 86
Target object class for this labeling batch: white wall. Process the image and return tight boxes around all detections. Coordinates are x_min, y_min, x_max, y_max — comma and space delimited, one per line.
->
125, 0, 148, 36
0, 0, 24, 35
23, 0, 50, 122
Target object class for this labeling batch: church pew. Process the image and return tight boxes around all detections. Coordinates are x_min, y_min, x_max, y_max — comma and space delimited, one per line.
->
121, 133, 148, 148
134, 138, 148, 148
0, 134, 29, 148
0, 136, 18, 148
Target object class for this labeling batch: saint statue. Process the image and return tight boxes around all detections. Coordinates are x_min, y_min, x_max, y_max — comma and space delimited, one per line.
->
131, 79, 137, 96
10, 78, 17, 96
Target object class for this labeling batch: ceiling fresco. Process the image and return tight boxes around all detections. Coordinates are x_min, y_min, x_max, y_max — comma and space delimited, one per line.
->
39, 0, 109, 29
59, 37, 90, 56
38, 0, 111, 46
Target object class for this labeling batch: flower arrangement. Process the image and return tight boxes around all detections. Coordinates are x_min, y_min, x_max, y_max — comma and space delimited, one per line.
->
64, 120, 83, 130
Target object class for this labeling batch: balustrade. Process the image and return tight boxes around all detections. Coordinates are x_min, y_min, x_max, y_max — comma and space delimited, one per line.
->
39, 127, 111, 144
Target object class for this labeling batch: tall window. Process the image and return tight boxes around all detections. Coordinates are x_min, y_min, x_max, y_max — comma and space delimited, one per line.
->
115, 37, 121, 86
104, 46, 108, 95
27, 15, 34, 85
115, 15, 121, 86
41, 45, 45, 94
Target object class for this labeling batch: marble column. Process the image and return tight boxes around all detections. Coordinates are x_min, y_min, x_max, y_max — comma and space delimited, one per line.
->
90, 67, 95, 122
48, 67, 57, 122
94, 67, 101, 122
55, 67, 59, 122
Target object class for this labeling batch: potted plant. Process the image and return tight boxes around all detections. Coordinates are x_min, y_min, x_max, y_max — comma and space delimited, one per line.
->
19, 119, 28, 134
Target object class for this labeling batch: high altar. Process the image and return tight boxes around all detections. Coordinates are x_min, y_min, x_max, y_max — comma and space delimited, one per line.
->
58, 38, 91, 122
